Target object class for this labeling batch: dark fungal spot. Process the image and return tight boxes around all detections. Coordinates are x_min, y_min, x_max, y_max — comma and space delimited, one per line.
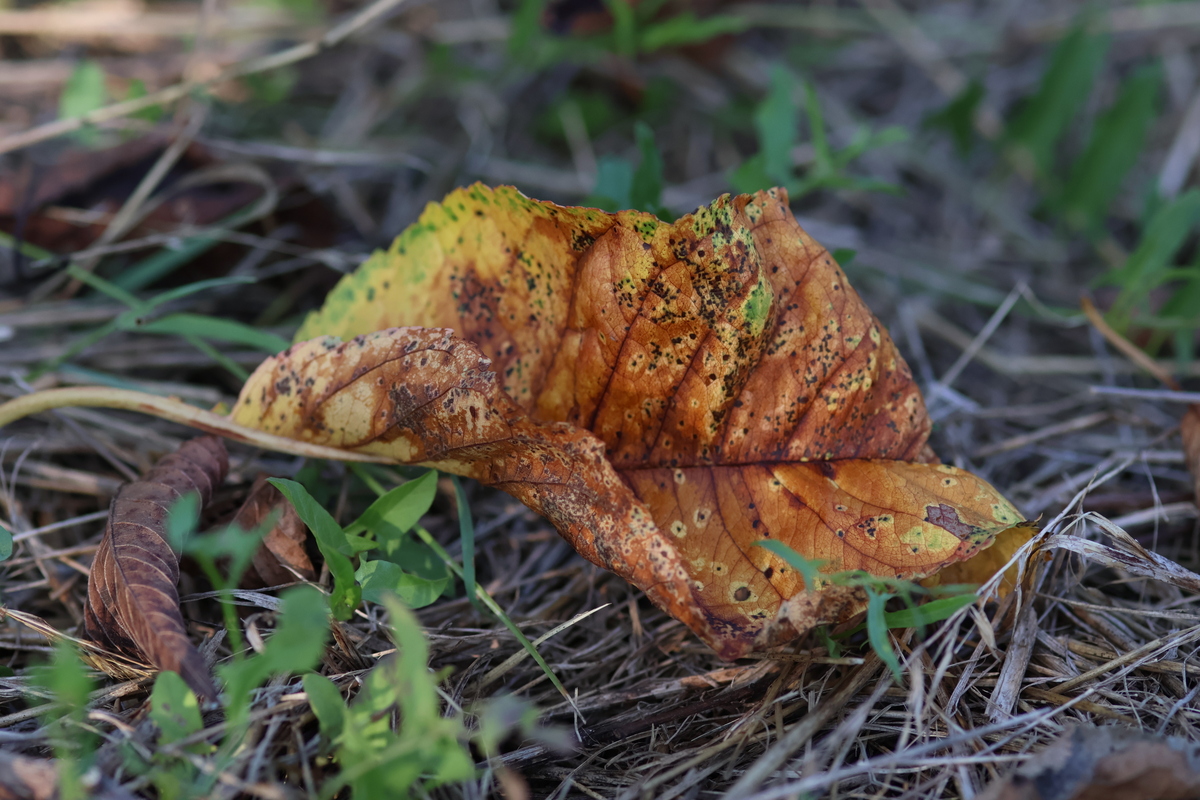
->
734, 586, 751, 602
763, 567, 774, 579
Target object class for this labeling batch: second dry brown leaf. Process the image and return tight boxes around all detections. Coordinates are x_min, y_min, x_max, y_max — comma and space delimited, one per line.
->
229, 475, 315, 589
83, 436, 226, 699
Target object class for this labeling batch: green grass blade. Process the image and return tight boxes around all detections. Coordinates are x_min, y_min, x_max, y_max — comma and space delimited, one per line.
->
27, 319, 121, 381
125, 275, 256, 311
604, 0, 637, 58
181, 334, 250, 382
1060, 64, 1160, 234
449, 476, 479, 611
66, 263, 143, 309
881, 593, 976, 629
1005, 24, 1108, 178
1103, 189, 1200, 327
0, 230, 55, 262
639, 12, 748, 53
866, 589, 902, 681
923, 80, 985, 155
134, 313, 290, 353
754, 539, 827, 589
113, 209, 263, 292
802, 79, 832, 171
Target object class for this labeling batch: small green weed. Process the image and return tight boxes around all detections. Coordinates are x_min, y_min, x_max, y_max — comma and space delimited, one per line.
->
305, 597, 474, 797
588, 121, 669, 218
731, 66, 907, 200
59, 60, 108, 147
270, 469, 447, 616
926, 18, 1198, 361
755, 540, 977, 680
27, 641, 98, 800
511, 0, 745, 69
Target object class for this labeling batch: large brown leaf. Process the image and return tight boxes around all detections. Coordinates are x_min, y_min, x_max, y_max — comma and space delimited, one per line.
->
84, 437, 226, 698
232, 185, 1023, 658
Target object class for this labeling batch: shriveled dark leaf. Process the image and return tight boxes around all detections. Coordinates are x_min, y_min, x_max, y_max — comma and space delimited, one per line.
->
83, 437, 227, 699
979, 723, 1200, 800
231, 474, 315, 588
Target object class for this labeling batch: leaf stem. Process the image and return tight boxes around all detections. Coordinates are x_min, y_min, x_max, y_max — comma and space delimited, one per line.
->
0, 387, 391, 463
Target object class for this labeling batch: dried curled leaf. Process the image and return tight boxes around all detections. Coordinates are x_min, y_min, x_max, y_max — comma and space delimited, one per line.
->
230, 475, 315, 588
233, 185, 1023, 658
84, 437, 226, 698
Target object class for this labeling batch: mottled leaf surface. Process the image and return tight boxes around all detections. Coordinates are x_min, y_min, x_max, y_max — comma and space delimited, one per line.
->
235, 185, 1023, 658
84, 437, 226, 698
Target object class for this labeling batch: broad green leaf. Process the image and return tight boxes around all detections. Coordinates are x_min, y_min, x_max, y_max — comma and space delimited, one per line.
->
164, 493, 201, 554
344, 470, 437, 541
0, 523, 12, 561
589, 156, 634, 210
379, 536, 449, 584
219, 586, 330, 720
355, 560, 448, 608
303, 673, 346, 742
123, 78, 163, 123
149, 671, 204, 749
730, 154, 773, 195
630, 122, 666, 217
321, 597, 473, 798
59, 60, 107, 123
269, 479, 361, 620
1102, 190, 1200, 327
